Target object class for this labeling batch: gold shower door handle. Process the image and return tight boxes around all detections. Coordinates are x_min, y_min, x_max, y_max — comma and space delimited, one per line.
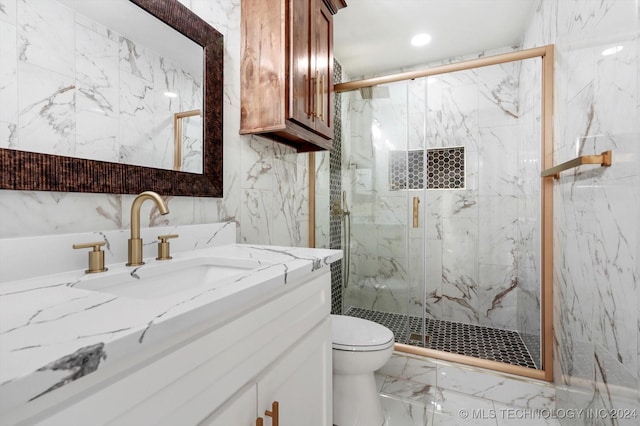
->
413, 197, 420, 228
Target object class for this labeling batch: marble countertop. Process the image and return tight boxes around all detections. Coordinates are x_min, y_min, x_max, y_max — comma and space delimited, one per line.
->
0, 243, 341, 413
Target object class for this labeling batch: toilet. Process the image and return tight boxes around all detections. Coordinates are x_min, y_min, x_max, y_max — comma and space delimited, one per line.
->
331, 314, 395, 426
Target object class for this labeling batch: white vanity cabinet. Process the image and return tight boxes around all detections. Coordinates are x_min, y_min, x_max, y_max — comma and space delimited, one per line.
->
10, 270, 332, 426
203, 317, 331, 425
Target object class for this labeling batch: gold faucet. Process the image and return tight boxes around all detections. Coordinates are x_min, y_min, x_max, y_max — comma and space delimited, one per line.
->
127, 191, 169, 266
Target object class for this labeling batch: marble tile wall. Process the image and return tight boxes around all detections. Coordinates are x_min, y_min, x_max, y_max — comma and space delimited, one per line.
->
521, 0, 640, 422
0, 0, 309, 250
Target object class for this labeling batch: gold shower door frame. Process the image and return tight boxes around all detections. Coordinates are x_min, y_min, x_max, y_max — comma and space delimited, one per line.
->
309, 45, 555, 382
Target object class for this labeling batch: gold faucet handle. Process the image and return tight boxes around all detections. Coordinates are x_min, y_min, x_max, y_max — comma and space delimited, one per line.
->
73, 241, 108, 273
156, 234, 179, 261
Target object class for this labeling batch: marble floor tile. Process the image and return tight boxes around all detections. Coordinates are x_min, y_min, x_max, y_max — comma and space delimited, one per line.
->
380, 376, 436, 405
436, 363, 555, 409
380, 395, 432, 426
493, 403, 561, 426
375, 352, 560, 426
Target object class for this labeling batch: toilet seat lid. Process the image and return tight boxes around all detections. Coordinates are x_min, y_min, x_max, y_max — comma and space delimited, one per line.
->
331, 315, 394, 351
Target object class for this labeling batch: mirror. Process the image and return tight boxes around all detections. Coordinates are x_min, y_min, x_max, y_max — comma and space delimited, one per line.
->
0, 0, 223, 197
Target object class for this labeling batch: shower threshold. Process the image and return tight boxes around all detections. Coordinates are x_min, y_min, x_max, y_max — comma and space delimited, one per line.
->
345, 306, 538, 369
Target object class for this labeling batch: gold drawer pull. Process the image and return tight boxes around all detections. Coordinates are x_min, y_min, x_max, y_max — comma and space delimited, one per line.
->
265, 401, 279, 426
256, 417, 264, 426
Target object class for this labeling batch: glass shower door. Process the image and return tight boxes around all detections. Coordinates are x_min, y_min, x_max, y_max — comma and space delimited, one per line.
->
341, 80, 414, 343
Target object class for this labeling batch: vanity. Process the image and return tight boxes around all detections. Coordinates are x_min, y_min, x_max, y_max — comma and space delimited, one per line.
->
0, 223, 341, 425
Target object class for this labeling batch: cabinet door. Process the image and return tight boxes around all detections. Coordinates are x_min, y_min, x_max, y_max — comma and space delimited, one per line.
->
312, 0, 333, 139
199, 383, 258, 426
289, 0, 314, 130
258, 318, 331, 426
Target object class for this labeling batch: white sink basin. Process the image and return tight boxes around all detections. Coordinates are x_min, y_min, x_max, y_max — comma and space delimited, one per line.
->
73, 256, 266, 300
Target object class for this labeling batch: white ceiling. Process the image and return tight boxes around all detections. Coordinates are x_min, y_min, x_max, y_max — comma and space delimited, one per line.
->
334, 0, 537, 78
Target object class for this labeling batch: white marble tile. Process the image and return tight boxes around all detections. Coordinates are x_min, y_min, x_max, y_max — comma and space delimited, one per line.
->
380, 394, 431, 426
556, 0, 637, 43
478, 126, 523, 198
375, 195, 409, 226
240, 189, 274, 244
270, 146, 308, 247
74, 108, 119, 163
75, 22, 119, 116
492, 402, 560, 426
430, 82, 479, 150
118, 71, 153, 166
478, 61, 521, 128
477, 264, 518, 330
378, 224, 407, 259
407, 78, 427, 151
0, 0, 17, 24
477, 195, 518, 267
119, 36, 154, 83
440, 190, 478, 219
378, 353, 410, 378
17, 61, 75, 156
241, 136, 275, 191
0, 20, 17, 127
591, 184, 639, 374
436, 364, 555, 410
430, 387, 498, 424
424, 192, 442, 240
0, 122, 17, 149
17, 0, 75, 77
424, 239, 443, 319
381, 376, 436, 404
181, 115, 203, 173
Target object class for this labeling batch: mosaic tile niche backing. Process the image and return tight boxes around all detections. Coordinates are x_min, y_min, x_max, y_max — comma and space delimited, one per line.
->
389, 147, 465, 191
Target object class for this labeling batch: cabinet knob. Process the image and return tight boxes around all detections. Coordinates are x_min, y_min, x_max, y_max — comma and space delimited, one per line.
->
265, 401, 279, 426
73, 241, 108, 273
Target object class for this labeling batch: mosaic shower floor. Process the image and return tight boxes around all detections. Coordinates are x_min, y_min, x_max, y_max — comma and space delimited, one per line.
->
344, 307, 537, 369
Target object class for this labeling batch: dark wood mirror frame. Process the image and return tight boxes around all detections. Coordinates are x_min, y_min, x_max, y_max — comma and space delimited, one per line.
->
0, 0, 223, 197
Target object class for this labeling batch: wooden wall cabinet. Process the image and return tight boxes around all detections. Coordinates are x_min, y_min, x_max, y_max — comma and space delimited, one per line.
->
241, 0, 347, 152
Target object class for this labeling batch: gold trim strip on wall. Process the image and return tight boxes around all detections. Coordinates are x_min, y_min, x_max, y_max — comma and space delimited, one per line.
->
541, 150, 612, 179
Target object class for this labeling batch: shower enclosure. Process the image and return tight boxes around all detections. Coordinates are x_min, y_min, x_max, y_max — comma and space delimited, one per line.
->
314, 47, 554, 380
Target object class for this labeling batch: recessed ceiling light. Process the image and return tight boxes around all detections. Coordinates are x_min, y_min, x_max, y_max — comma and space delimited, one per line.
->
411, 33, 432, 47
602, 45, 623, 56
164, 91, 178, 98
